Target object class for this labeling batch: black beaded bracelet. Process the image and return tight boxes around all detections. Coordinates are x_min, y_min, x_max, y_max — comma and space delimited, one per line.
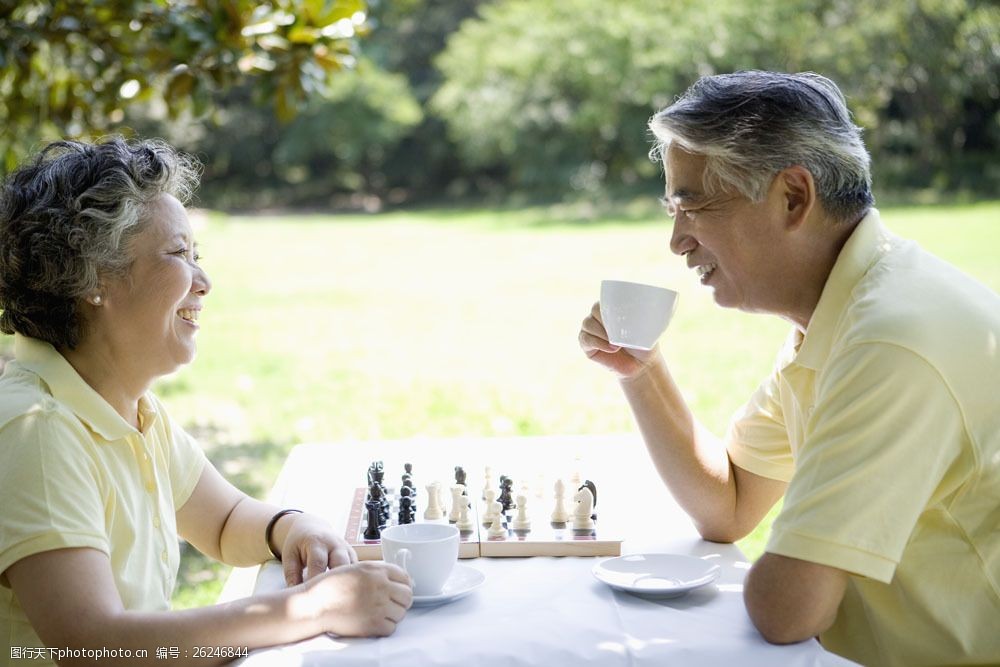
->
265, 509, 303, 561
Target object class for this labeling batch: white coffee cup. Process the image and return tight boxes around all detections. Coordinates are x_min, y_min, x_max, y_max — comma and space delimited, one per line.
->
380, 523, 459, 596
599, 280, 679, 351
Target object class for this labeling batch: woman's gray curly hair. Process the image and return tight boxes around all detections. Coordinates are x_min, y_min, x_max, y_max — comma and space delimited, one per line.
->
0, 137, 201, 349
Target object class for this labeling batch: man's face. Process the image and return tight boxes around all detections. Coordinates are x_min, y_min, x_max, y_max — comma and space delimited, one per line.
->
664, 144, 788, 314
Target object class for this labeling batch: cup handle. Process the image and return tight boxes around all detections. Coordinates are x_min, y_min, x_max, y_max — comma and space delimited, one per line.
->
391, 548, 411, 574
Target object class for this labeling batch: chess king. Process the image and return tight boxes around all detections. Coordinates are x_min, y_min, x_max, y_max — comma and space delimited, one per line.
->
578, 71, 1000, 667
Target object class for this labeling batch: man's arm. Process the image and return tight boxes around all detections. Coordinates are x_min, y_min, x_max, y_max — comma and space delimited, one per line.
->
579, 301, 786, 542
620, 353, 787, 542
744, 553, 848, 643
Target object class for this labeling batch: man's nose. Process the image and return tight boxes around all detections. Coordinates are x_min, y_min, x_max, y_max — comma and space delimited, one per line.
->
669, 214, 696, 256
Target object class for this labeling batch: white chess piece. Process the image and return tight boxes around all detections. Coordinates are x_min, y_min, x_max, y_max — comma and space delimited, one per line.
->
482, 465, 493, 500
424, 482, 444, 520
457, 502, 475, 531
488, 515, 506, 538
551, 479, 570, 523
449, 485, 465, 522
487, 498, 503, 526
572, 486, 595, 530
512, 493, 531, 531
483, 488, 499, 523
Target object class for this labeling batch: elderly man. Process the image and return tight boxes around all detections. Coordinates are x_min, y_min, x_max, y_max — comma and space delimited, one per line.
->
579, 71, 1000, 666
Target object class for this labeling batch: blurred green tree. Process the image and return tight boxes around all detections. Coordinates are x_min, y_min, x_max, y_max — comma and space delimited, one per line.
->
0, 0, 369, 170
433, 0, 999, 194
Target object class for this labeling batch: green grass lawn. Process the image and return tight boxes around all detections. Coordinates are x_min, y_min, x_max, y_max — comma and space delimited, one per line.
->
6, 199, 997, 607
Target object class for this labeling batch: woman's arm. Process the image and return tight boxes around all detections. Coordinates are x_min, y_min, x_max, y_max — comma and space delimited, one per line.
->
6, 546, 411, 667
175, 463, 356, 584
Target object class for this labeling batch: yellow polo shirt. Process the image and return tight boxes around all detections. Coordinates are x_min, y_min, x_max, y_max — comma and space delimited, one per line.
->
727, 209, 1000, 666
0, 335, 206, 660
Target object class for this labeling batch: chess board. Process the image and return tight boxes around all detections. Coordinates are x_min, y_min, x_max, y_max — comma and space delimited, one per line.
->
344, 463, 622, 559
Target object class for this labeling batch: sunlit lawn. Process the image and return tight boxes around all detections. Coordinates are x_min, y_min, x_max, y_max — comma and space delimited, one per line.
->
76, 198, 1000, 607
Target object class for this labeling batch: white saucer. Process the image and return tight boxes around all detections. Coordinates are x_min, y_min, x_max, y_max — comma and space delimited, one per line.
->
592, 554, 720, 599
411, 564, 485, 607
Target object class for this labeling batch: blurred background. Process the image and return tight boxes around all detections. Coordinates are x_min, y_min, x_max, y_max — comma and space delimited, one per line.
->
1, 0, 998, 606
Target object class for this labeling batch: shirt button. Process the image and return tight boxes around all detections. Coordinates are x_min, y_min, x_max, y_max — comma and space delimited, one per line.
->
153, 516, 161, 528
161, 550, 168, 562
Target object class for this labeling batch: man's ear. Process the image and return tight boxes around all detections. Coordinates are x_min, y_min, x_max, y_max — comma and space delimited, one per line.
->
777, 165, 816, 230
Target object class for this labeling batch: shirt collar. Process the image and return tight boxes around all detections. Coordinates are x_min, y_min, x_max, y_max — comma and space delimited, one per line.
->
13, 334, 157, 440
794, 208, 894, 371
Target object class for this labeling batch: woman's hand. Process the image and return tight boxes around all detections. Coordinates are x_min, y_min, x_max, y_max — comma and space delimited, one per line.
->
279, 512, 358, 585
305, 561, 413, 637
578, 301, 661, 379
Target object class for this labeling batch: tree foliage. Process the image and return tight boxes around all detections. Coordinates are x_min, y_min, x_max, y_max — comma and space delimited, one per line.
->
433, 0, 1000, 193
0, 0, 369, 169
2, 0, 995, 203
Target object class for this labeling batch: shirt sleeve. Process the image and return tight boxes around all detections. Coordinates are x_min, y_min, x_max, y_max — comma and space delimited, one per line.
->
0, 405, 110, 586
726, 362, 796, 483
161, 409, 208, 509
766, 342, 965, 583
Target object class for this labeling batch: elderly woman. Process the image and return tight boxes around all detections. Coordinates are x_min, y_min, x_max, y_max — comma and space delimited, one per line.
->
0, 138, 411, 665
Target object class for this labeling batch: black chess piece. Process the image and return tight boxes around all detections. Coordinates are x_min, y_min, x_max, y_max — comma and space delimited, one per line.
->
368, 483, 390, 525
499, 477, 515, 512
398, 491, 414, 524
580, 480, 598, 520
363, 500, 382, 539
370, 460, 385, 485
399, 484, 415, 509
404, 462, 413, 474
454, 466, 467, 486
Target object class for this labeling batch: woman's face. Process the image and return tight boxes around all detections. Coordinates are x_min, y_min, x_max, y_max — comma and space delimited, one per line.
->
97, 194, 211, 379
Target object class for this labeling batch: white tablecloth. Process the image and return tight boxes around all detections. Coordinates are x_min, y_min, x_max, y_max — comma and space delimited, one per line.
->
231, 435, 858, 667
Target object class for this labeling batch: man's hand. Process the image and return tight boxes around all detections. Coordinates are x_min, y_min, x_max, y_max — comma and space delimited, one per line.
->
578, 301, 660, 379
279, 512, 358, 585
306, 561, 413, 637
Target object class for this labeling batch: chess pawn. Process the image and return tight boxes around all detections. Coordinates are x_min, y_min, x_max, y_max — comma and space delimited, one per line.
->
449, 485, 465, 522
457, 502, 475, 532
483, 489, 499, 524
424, 482, 444, 520
572, 486, 596, 530
488, 515, 507, 538
398, 495, 414, 524
551, 479, 570, 523
487, 498, 503, 527
512, 494, 531, 531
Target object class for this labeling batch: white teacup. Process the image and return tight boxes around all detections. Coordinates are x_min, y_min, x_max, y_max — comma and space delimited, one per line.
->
599, 280, 679, 351
380, 523, 459, 596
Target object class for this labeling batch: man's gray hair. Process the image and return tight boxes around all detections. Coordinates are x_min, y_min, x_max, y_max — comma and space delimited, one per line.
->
650, 71, 874, 223
0, 137, 201, 349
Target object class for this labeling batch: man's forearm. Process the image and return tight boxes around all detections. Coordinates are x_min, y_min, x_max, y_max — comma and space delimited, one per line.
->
620, 355, 742, 541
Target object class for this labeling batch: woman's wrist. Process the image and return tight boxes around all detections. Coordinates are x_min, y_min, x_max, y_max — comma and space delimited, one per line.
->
265, 509, 303, 561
